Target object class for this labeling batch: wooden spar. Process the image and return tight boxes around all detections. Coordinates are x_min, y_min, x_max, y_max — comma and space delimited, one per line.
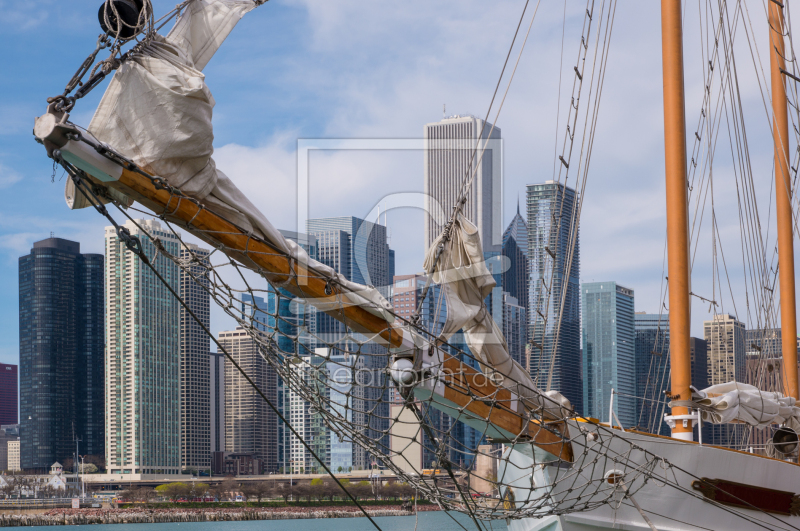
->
769, 1, 799, 400
58, 139, 572, 461
106, 167, 404, 349
661, 0, 694, 440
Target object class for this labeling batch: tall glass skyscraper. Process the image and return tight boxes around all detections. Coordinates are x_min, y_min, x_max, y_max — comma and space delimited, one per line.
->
582, 282, 636, 427
19, 237, 104, 472
424, 115, 502, 253
306, 217, 393, 470
502, 204, 529, 317
0, 363, 18, 426
105, 220, 181, 476
242, 230, 319, 473
634, 313, 670, 434
180, 243, 211, 473
527, 182, 582, 414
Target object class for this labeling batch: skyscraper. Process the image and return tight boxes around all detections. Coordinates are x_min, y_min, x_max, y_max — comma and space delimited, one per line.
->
306, 217, 393, 469
582, 282, 635, 427
180, 243, 211, 473
209, 352, 226, 454
219, 327, 278, 473
705, 314, 746, 385
502, 293, 527, 369
704, 314, 746, 447
242, 230, 318, 472
306, 217, 393, 295
19, 237, 104, 472
0, 363, 18, 426
690, 337, 709, 390
325, 347, 354, 474
502, 204, 529, 316
105, 220, 180, 476
527, 181, 581, 413
634, 313, 670, 434
424, 115, 502, 253
287, 352, 330, 474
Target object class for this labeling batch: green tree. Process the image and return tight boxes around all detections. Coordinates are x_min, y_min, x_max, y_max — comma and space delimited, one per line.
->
79, 463, 98, 474
188, 482, 209, 499
155, 482, 189, 502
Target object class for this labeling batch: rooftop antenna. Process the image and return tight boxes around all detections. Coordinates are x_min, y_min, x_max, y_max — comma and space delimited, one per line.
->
443, 104, 446, 119
50, 231, 54, 238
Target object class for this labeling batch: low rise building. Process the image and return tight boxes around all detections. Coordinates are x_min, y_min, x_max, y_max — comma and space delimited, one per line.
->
8, 440, 20, 471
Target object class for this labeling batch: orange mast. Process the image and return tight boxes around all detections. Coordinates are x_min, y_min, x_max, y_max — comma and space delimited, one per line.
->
769, 1, 799, 400
661, 0, 694, 440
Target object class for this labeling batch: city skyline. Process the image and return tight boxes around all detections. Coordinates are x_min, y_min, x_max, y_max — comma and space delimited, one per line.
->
0, 3, 780, 369
4, 213, 799, 473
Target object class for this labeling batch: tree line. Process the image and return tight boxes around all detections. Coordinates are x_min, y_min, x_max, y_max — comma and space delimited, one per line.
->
120, 477, 417, 504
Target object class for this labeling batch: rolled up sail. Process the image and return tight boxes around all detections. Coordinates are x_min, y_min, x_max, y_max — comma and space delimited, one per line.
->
673, 381, 800, 429
423, 214, 572, 419
73, 0, 393, 324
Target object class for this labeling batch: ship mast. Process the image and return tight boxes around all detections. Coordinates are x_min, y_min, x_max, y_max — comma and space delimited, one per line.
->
769, 1, 799, 400
661, 0, 694, 441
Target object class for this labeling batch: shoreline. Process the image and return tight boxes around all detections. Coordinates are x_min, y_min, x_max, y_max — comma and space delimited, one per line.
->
0, 505, 440, 527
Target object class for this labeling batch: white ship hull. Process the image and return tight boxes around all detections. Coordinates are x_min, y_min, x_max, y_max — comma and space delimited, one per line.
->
501, 419, 800, 531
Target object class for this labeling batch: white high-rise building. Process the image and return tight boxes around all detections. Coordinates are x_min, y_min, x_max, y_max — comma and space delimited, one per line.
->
7, 440, 20, 471
424, 115, 502, 252
180, 243, 211, 472
220, 327, 278, 473
703, 314, 746, 447
704, 314, 746, 385
286, 352, 330, 474
105, 219, 181, 477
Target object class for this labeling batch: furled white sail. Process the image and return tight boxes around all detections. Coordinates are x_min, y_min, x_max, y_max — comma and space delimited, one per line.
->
423, 214, 571, 418
681, 382, 800, 429
73, 0, 393, 324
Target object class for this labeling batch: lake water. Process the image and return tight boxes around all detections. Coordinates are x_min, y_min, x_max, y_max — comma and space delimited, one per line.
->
26, 511, 479, 531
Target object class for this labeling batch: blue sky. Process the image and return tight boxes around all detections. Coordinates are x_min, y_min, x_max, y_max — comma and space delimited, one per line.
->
0, 1, 797, 365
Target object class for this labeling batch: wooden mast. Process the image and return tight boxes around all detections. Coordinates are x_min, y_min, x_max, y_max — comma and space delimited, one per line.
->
769, 1, 799, 401
661, 0, 694, 440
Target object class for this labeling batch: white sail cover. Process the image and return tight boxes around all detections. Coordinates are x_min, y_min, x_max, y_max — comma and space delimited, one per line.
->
74, 0, 393, 324
423, 214, 571, 418
685, 382, 800, 428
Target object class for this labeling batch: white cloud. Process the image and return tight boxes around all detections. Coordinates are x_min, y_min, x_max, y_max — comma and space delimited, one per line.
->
0, 164, 21, 189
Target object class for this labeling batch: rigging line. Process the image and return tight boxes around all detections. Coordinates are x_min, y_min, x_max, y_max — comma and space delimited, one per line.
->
453, 0, 542, 213
407, 403, 487, 531
687, 0, 735, 197
551, 0, 569, 183
726, 4, 777, 330
689, 0, 745, 267
547, 0, 616, 390
528, 2, 597, 381
412, 0, 536, 325
546, 0, 616, 391
65, 171, 386, 531
532, 0, 598, 385
716, 14, 766, 329
759, 1, 800, 230
586, 428, 800, 531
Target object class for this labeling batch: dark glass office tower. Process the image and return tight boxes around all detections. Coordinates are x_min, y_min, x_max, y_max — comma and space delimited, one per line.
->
502, 204, 529, 317
527, 182, 582, 414
19, 238, 104, 472
0, 363, 18, 425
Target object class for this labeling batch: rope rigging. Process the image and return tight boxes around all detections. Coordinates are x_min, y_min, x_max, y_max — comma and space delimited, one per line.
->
34, 2, 800, 528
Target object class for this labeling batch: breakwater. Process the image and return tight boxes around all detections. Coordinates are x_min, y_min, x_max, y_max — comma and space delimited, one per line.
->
0, 506, 438, 527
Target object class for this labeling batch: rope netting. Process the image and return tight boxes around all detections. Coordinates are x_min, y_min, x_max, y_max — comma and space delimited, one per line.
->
38, 1, 800, 528
54, 143, 689, 521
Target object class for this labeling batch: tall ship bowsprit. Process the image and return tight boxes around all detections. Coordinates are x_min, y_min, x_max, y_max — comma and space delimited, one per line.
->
32, 1, 800, 530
